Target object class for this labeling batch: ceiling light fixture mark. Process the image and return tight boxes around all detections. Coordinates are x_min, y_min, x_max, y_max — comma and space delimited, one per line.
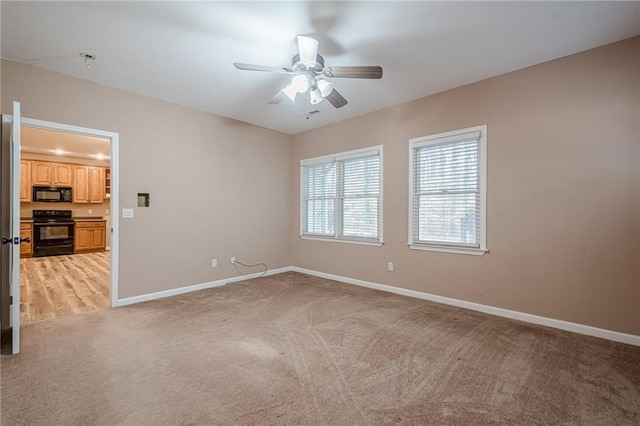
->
79, 52, 96, 68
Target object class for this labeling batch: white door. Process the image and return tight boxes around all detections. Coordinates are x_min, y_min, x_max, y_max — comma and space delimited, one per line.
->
1, 101, 22, 354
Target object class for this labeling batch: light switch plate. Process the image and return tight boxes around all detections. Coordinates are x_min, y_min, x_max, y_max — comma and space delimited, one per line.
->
122, 208, 134, 218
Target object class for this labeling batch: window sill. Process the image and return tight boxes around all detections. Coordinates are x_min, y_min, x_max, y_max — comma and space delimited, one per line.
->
300, 235, 384, 247
408, 243, 487, 256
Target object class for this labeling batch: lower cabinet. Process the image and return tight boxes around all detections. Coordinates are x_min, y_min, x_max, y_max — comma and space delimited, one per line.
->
20, 222, 33, 258
74, 221, 106, 254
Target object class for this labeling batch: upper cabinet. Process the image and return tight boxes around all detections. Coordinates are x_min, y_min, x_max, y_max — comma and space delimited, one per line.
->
31, 161, 52, 185
105, 168, 111, 200
24, 159, 107, 204
88, 167, 105, 203
31, 161, 73, 186
20, 160, 32, 202
55, 163, 73, 186
73, 165, 104, 204
73, 166, 89, 203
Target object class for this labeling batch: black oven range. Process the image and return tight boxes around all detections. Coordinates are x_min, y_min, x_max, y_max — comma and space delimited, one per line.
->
32, 210, 75, 257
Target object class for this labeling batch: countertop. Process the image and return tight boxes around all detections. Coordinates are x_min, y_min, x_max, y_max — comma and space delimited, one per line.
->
20, 217, 104, 222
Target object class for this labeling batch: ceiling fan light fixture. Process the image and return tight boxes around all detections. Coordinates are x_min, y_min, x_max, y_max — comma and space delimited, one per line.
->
297, 35, 318, 68
282, 83, 298, 101
317, 79, 334, 97
309, 88, 323, 105
292, 74, 309, 93
233, 35, 382, 110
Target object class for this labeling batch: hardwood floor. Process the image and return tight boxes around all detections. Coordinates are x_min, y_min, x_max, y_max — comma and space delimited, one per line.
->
20, 252, 110, 324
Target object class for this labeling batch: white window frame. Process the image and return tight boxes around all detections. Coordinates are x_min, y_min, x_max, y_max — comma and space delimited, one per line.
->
408, 125, 487, 256
300, 145, 384, 246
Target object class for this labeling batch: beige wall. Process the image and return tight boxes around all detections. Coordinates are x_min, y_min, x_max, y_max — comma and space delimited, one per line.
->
3, 60, 293, 299
292, 37, 640, 335
3, 37, 639, 336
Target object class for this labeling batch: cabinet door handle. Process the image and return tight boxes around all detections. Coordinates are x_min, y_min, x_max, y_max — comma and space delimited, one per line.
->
20, 237, 31, 244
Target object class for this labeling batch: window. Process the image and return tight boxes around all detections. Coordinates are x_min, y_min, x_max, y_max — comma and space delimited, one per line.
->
301, 146, 383, 245
409, 125, 487, 255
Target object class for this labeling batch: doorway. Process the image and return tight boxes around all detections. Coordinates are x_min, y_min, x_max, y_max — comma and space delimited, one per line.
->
5, 115, 119, 333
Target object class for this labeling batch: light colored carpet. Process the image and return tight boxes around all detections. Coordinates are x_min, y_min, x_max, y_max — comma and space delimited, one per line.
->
1, 271, 639, 425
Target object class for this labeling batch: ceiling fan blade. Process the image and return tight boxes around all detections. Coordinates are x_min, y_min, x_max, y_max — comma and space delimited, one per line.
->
233, 63, 294, 74
322, 66, 383, 79
297, 35, 319, 68
325, 88, 348, 109
267, 92, 285, 105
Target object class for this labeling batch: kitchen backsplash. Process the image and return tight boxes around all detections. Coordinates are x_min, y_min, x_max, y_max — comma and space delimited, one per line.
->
21, 202, 110, 219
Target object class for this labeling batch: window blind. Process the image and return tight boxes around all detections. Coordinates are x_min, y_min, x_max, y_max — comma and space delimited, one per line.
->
413, 134, 481, 247
339, 154, 380, 239
301, 160, 336, 236
301, 147, 382, 242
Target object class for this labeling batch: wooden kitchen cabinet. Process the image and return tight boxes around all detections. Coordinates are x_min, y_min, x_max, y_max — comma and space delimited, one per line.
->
73, 166, 89, 202
88, 167, 105, 202
73, 166, 104, 203
74, 221, 106, 253
20, 222, 33, 258
31, 161, 73, 186
20, 160, 32, 202
55, 163, 73, 186
32, 161, 53, 185
104, 168, 111, 200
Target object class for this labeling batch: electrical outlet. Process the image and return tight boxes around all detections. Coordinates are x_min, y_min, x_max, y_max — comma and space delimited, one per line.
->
211, 259, 217, 268
388, 262, 394, 271
88, 209, 92, 214
231, 256, 236, 265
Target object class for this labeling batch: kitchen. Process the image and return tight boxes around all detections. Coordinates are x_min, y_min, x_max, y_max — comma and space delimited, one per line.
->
19, 126, 111, 323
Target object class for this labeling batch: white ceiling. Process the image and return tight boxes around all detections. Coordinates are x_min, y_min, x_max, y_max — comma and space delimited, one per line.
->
21, 126, 110, 162
2, 1, 639, 135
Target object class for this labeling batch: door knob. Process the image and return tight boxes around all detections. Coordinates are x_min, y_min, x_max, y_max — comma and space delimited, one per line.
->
20, 237, 31, 244
2, 237, 22, 245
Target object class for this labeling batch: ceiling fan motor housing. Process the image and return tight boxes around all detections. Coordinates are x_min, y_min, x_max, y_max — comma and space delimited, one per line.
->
291, 53, 325, 73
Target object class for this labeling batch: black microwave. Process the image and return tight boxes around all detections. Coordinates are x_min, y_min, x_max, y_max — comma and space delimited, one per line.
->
33, 186, 73, 203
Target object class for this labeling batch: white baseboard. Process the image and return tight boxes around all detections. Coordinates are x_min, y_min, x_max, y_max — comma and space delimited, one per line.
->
113, 265, 639, 346
291, 267, 640, 347
115, 266, 292, 307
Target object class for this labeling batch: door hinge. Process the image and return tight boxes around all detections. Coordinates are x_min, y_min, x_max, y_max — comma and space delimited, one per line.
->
9, 296, 13, 305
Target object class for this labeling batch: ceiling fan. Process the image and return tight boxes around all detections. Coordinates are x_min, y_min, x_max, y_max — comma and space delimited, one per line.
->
233, 35, 383, 109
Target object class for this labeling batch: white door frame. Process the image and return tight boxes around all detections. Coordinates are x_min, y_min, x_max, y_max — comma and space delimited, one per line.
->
20, 117, 120, 307
5, 102, 22, 354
